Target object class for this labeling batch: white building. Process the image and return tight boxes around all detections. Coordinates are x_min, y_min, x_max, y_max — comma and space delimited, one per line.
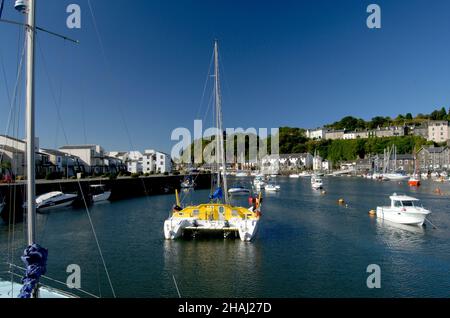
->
146, 150, 172, 174
343, 132, 356, 140
313, 155, 323, 171
126, 151, 143, 174
59, 145, 107, 174
261, 153, 313, 174
40, 148, 82, 177
0, 135, 40, 153
119, 150, 172, 174
306, 128, 327, 140
0, 135, 40, 177
428, 121, 450, 143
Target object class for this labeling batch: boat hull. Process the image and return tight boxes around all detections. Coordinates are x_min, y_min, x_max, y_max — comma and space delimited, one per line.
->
0, 280, 75, 298
37, 197, 77, 212
408, 180, 421, 187
92, 191, 111, 203
376, 207, 429, 226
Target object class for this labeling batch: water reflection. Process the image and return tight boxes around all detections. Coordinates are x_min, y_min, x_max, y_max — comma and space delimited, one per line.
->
374, 218, 426, 251
163, 239, 261, 297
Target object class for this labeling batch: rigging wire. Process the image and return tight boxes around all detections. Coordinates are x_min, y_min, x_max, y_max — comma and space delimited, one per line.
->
36, 34, 116, 298
0, 28, 27, 293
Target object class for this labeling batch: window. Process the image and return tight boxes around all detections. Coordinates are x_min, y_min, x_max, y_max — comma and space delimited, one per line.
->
402, 201, 414, 207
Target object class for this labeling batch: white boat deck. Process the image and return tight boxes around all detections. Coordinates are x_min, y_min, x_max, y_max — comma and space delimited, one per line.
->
0, 280, 74, 298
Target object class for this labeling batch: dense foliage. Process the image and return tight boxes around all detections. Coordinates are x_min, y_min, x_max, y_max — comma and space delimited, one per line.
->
325, 107, 450, 131
275, 127, 433, 166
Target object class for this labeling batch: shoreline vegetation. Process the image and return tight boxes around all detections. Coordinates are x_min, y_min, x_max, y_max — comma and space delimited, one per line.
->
183, 109, 447, 167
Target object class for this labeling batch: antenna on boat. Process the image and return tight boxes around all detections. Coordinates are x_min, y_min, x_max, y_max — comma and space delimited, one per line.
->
0, 1, 79, 44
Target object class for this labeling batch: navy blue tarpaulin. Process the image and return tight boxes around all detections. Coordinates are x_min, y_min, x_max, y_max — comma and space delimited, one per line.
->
210, 187, 223, 201
18, 244, 48, 299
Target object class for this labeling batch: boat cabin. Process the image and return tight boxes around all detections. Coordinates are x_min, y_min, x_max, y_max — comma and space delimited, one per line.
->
389, 194, 421, 208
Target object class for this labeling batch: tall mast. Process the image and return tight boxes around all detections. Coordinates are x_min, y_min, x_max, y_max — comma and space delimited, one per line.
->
26, 0, 37, 246
214, 40, 229, 203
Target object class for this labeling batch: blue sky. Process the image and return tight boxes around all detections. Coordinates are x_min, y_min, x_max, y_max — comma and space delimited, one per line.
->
1, 0, 450, 153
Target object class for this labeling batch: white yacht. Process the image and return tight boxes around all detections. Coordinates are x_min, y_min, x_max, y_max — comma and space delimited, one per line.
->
90, 185, 111, 203
311, 175, 323, 190
383, 173, 409, 181
228, 186, 251, 196
265, 183, 280, 192
35, 192, 78, 212
376, 194, 431, 226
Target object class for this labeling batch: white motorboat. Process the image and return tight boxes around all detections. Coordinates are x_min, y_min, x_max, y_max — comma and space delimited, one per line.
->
228, 186, 251, 195
311, 175, 323, 190
90, 185, 111, 203
376, 194, 431, 226
35, 192, 77, 212
299, 171, 312, 177
289, 174, 300, 179
235, 171, 248, 177
265, 183, 280, 192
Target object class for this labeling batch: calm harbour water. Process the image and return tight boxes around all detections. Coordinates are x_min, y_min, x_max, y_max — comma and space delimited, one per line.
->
1, 176, 450, 298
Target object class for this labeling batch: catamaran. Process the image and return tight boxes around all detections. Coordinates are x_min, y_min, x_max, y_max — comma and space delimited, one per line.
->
163, 41, 261, 242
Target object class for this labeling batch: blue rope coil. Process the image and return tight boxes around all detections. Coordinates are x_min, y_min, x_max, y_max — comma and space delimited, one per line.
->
18, 244, 48, 299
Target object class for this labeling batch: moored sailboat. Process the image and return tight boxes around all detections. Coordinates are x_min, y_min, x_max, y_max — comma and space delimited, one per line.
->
163, 41, 261, 242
